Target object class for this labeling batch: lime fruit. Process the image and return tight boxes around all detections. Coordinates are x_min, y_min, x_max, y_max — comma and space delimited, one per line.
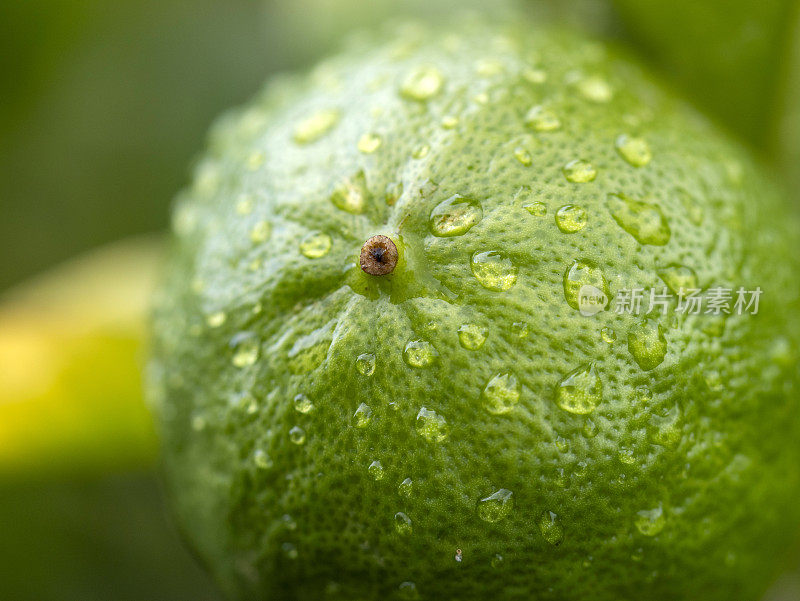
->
149, 16, 800, 601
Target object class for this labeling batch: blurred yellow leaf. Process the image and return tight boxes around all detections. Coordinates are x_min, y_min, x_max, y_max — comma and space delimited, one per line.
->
0, 236, 163, 478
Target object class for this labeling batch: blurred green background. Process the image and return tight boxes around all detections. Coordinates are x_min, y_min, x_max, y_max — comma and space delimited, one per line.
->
1, 0, 798, 599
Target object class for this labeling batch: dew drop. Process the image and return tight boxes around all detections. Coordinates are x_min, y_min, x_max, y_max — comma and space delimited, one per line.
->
404, 340, 439, 368
538, 510, 565, 545
412, 144, 430, 159
635, 505, 666, 536
555, 363, 603, 414
394, 511, 412, 534
293, 393, 314, 414
563, 259, 610, 311
514, 146, 533, 166
353, 402, 373, 427
245, 151, 265, 171
615, 134, 652, 167
299, 231, 332, 258
400, 65, 444, 101
281, 542, 298, 559
524, 105, 561, 131
429, 194, 483, 237
399, 477, 413, 497
368, 460, 385, 481
293, 108, 340, 144
477, 489, 514, 522
230, 331, 259, 367
458, 323, 488, 350
398, 581, 419, 600
608, 193, 671, 246
523, 201, 547, 216
206, 311, 226, 328
289, 425, 306, 445
385, 181, 403, 206
628, 318, 668, 370
250, 220, 272, 243
491, 553, 504, 568
415, 407, 449, 442
356, 353, 376, 376
650, 405, 682, 447
441, 115, 459, 129
330, 171, 368, 214
555, 205, 588, 232
512, 322, 529, 339
235, 194, 253, 215
357, 132, 382, 154
471, 251, 518, 291
563, 159, 597, 183
481, 373, 520, 415
578, 76, 613, 102
601, 327, 616, 344
657, 263, 698, 294
253, 449, 273, 469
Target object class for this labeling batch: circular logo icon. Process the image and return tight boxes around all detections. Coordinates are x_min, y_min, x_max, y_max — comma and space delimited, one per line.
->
578, 285, 608, 317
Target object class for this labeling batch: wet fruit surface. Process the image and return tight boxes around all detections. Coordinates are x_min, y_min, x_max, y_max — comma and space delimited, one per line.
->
150, 15, 800, 601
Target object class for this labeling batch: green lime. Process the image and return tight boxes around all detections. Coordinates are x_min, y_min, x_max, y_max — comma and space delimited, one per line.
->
149, 15, 800, 601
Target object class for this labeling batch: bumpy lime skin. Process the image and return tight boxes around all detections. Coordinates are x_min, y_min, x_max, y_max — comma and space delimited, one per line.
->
149, 16, 800, 601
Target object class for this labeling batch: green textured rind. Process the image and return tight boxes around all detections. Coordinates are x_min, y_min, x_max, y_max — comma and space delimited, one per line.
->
149, 17, 800, 601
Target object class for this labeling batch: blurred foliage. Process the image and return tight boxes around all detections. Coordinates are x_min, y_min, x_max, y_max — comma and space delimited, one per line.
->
0, 236, 161, 477
611, 0, 799, 152
0, 0, 276, 290
0, 472, 223, 601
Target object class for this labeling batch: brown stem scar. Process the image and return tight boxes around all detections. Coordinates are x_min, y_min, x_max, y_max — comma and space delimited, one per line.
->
360, 235, 398, 276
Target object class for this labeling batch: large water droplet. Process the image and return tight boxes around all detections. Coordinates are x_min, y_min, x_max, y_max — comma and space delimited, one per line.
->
538, 510, 565, 545
353, 402, 373, 427
555, 205, 588, 233
400, 65, 444, 101
635, 505, 665, 536
555, 363, 603, 414
615, 135, 652, 167
563, 259, 610, 311
657, 263, 698, 294
230, 332, 259, 367
356, 353, 376, 376
330, 171, 368, 214
403, 340, 439, 368
563, 159, 597, 183
394, 511, 413, 534
429, 195, 483, 237
628, 318, 668, 370
293, 108, 340, 144
289, 425, 306, 445
514, 146, 533, 166
524, 105, 561, 132
299, 231, 332, 258
471, 251, 518, 291
415, 407, 449, 442
482, 373, 520, 414
608, 193, 671, 246
477, 489, 514, 522
458, 323, 488, 350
